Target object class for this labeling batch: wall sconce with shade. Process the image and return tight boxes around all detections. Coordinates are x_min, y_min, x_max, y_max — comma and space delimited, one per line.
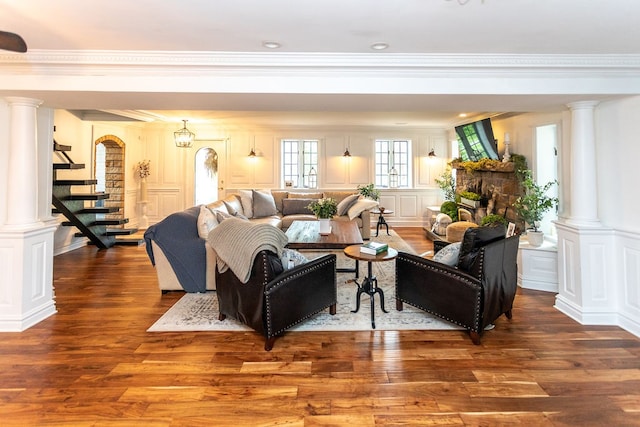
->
428, 148, 437, 157
174, 119, 195, 148
343, 148, 351, 157
248, 136, 257, 158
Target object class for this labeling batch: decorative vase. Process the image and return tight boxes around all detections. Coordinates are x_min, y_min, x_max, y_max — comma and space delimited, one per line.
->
527, 230, 544, 247
318, 218, 331, 235
139, 177, 148, 202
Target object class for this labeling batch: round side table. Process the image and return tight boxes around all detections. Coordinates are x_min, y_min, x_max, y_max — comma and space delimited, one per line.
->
371, 209, 394, 237
343, 245, 398, 329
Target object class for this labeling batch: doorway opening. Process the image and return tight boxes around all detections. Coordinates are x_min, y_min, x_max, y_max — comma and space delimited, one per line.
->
195, 147, 219, 205
94, 135, 126, 225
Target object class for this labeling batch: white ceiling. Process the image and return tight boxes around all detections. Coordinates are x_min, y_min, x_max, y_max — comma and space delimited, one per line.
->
1, 0, 640, 127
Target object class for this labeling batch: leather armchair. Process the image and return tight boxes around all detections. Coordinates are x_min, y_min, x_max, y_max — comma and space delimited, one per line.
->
396, 226, 519, 344
216, 250, 337, 350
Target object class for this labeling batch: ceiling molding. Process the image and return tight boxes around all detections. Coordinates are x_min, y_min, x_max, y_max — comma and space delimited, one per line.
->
3, 50, 640, 72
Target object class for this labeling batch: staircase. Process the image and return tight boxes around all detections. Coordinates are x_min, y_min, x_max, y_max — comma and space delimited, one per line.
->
52, 141, 141, 248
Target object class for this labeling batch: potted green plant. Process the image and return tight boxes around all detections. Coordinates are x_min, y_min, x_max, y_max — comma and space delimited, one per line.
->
480, 214, 508, 227
435, 165, 456, 201
459, 191, 481, 208
308, 198, 338, 234
513, 170, 558, 246
357, 183, 380, 201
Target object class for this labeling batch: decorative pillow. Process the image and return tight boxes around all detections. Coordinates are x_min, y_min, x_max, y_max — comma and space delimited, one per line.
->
222, 195, 243, 216
347, 197, 379, 220
252, 190, 278, 218
336, 193, 360, 216
216, 210, 249, 223
288, 192, 323, 199
431, 242, 462, 266
282, 198, 315, 216
279, 248, 309, 270
270, 190, 288, 213
238, 190, 254, 218
197, 205, 218, 239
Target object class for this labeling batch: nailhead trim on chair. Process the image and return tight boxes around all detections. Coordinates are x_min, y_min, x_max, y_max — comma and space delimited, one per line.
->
396, 256, 482, 333
265, 257, 336, 338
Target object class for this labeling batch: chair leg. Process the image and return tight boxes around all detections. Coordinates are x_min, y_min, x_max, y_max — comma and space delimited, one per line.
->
218, 313, 226, 321
505, 309, 513, 319
396, 299, 403, 311
469, 331, 481, 345
264, 337, 276, 351
329, 303, 336, 315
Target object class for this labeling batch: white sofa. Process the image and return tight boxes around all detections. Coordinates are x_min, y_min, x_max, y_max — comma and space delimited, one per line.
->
144, 189, 374, 293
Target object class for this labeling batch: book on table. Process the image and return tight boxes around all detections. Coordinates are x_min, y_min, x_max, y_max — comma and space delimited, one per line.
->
360, 241, 388, 255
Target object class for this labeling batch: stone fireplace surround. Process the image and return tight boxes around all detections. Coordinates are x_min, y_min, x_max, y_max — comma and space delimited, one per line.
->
454, 162, 523, 229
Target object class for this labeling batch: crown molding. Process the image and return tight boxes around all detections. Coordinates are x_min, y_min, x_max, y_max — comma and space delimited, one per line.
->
2, 50, 640, 74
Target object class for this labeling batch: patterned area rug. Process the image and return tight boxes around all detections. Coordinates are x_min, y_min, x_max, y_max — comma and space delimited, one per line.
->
148, 230, 461, 332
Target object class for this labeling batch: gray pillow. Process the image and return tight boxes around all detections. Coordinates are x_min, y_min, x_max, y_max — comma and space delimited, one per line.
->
336, 193, 359, 216
432, 242, 462, 266
252, 190, 277, 218
282, 198, 314, 216
216, 210, 249, 223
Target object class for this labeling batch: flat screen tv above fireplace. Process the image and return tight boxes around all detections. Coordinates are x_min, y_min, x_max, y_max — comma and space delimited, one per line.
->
455, 118, 499, 161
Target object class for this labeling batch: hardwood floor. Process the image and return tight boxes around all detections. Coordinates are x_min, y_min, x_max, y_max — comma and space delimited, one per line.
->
1, 227, 640, 426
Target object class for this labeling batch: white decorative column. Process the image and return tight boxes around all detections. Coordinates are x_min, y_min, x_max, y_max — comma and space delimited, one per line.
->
0, 97, 58, 331
555, 101, 616, 326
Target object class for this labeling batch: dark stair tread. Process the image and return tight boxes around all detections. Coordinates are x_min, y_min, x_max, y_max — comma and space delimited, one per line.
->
104, 228, 138, 236
53, 163, 85, 170
54, 142, 72, 151
64, 193, 110, 201
52, 206, 119, 215
79, 207, 120, 214
62, 218, 129, 227
53, 179, 98, 186
114, 238, 145, 246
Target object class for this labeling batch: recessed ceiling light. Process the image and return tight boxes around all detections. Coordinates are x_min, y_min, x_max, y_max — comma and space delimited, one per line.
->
370, 42, 389, 51
459, 113, 468, 118
262, 41, 281, 49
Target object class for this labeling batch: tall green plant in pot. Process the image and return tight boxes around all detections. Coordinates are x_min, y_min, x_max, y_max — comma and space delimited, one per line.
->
513, 170, 558, 247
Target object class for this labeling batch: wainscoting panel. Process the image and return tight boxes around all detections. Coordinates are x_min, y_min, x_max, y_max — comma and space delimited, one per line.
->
617, 230, 640, 337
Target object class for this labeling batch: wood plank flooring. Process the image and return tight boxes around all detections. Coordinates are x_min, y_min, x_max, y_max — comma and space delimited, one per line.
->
1, 227, 640, 426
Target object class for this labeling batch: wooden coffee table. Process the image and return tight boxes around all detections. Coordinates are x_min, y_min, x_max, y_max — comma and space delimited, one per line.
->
285, 220, 363, 249
285, 220, 364, 275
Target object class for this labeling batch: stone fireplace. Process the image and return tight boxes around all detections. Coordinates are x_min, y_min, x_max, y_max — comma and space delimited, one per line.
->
454, 162, 523, 227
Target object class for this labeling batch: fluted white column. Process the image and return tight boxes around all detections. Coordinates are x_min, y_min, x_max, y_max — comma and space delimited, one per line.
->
4, 97, 43, 228
567, 101, 600, 226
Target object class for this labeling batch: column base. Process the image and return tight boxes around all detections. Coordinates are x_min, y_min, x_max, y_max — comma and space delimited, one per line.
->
0, 224, 58, 332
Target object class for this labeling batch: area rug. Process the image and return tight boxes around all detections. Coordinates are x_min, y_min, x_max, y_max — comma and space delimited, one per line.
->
148, 230, 461, 332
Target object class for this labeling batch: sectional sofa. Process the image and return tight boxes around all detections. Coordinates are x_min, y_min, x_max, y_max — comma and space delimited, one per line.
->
144, 189, 375, 293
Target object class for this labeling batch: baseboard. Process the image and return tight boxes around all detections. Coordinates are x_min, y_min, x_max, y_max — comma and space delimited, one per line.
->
0, 301, 57, 332
555, 294, 640, 339
54, 238, 88, 256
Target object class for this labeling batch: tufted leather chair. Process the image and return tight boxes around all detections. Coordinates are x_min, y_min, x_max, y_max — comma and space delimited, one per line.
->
395, 225, 519, 344
216, 250, 337, 350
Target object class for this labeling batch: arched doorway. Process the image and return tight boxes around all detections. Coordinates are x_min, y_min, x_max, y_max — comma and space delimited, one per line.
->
94, 135, 125, 225
195, 147, 219, 205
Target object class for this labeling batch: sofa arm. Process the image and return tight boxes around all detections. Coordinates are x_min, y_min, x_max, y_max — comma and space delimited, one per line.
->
360, 209, 371, 240
264, 254, 337, 338
395, 252, 482, 332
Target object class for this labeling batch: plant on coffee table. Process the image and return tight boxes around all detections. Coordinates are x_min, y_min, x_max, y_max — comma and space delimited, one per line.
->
308, 198, 338, 219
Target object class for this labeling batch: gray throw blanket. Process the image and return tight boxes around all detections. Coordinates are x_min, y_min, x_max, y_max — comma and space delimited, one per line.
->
207, 217, 288, 283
